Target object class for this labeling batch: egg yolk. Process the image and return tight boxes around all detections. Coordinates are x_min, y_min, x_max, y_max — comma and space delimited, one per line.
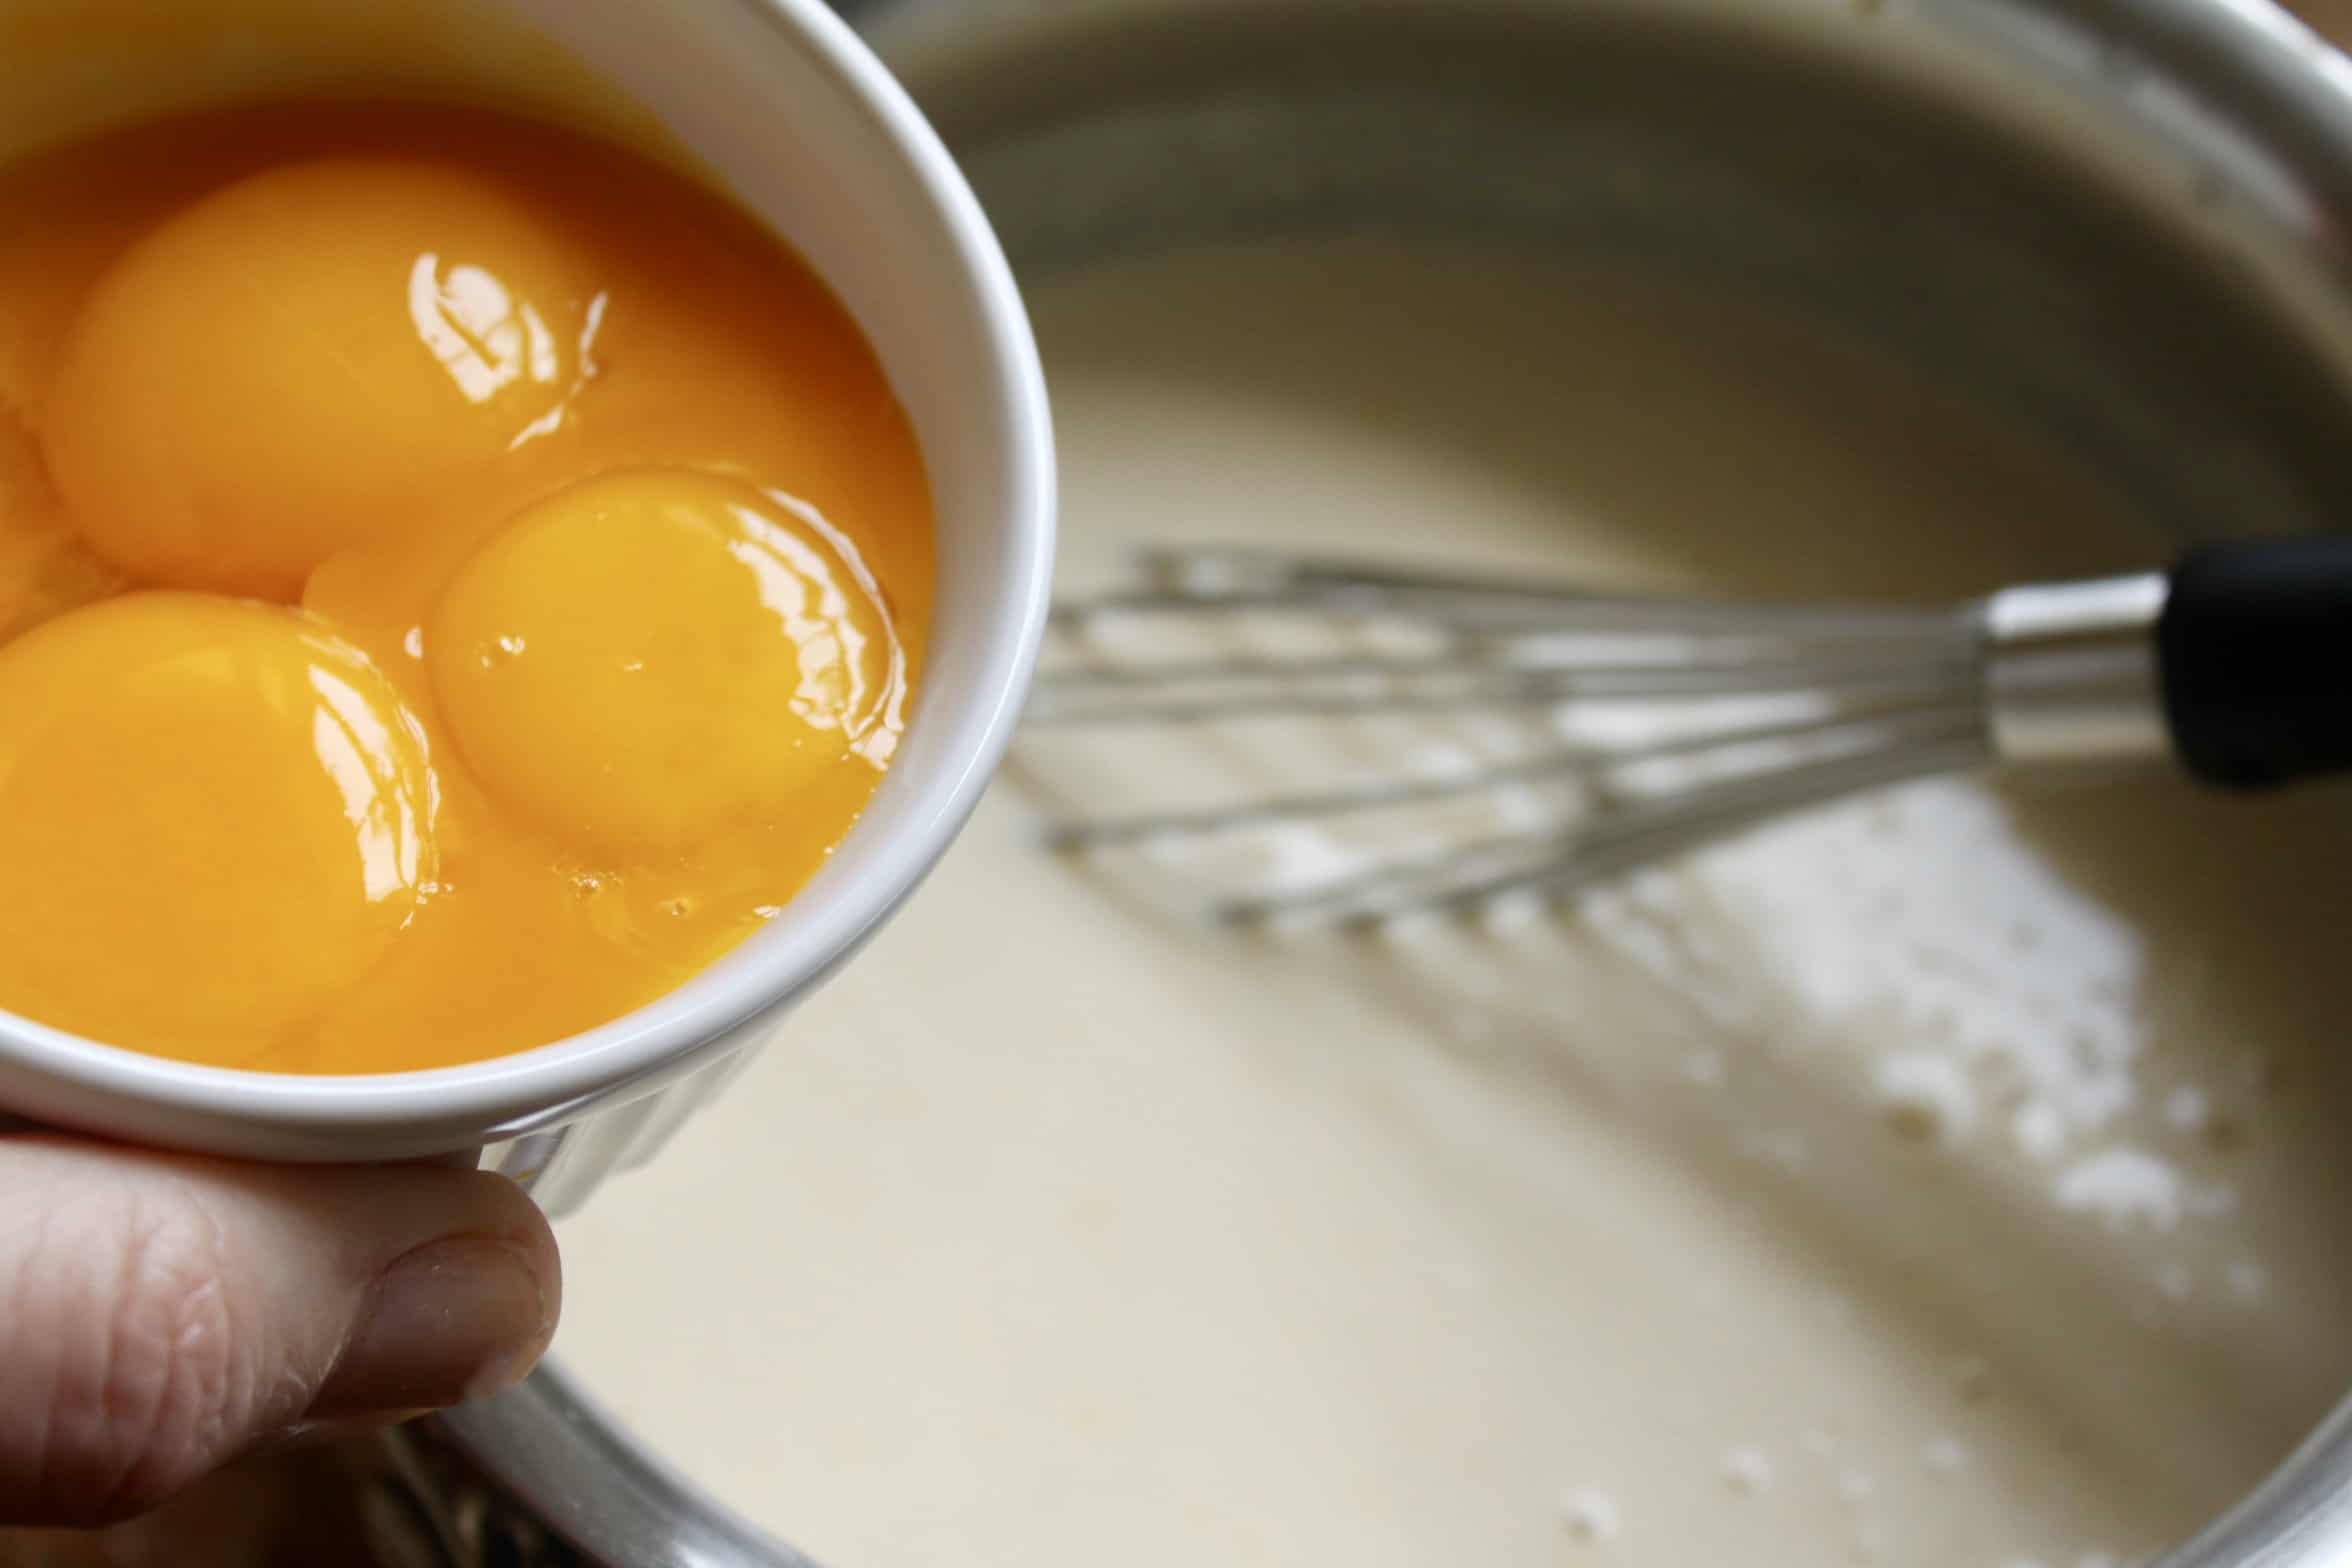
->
0, 105, 935, 1073
40, 155, 605, 599
0, 593, 437, 1059
428, 467, 904, 860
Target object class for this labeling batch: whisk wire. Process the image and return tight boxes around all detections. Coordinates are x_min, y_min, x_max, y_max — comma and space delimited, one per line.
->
1211, 725, 1989, 929
1042, 700, 1986, 851
1028, 546, 2005, 926
1054, 548, 1969, 641
1026, 653, 1979, 725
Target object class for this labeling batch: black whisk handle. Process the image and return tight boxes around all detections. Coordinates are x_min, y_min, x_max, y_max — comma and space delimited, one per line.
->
2159, 535, 2352, 790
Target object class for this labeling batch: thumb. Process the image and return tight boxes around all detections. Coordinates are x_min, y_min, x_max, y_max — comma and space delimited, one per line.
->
0, 1136, 561, 1527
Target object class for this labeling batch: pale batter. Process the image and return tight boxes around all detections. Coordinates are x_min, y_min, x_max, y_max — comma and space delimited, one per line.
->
556, 242, 2352, 1567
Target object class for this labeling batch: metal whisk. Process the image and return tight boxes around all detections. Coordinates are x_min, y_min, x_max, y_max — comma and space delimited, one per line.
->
1023, 537, 2352, 927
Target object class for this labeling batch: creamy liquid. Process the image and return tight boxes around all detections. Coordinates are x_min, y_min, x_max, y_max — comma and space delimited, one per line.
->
556, 242, 2352, 1568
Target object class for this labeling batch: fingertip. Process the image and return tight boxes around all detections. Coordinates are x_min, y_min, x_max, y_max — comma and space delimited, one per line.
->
310, 1233, 554, 1418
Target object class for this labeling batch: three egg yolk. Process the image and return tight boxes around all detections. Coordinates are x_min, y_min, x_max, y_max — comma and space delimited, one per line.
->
0, 119, 925, 1068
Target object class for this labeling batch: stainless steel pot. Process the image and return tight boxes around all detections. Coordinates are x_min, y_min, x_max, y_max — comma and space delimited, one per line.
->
401, 0, 2352, 1562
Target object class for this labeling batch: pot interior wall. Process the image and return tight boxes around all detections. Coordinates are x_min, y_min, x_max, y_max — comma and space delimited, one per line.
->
878, 0, 2352, 551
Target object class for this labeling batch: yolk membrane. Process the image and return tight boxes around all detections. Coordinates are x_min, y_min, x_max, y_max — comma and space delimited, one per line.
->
40, 155, 605, 600
0, 592, 437, 1059
428, 467, 904, 861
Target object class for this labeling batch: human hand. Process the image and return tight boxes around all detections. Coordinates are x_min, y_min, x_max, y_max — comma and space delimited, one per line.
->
0, 1136, 560, 1527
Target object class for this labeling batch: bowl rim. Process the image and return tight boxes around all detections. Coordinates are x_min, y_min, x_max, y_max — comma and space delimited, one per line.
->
0, 0, 1057, 1147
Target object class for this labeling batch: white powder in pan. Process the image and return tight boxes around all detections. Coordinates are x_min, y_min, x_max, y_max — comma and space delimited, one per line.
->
1653, 781, 2147, 1156
1921, 1435, 1971, 1475
1720, 1447, 1775, 1495
2055, 1148, 2233, 1232
1561, 1489, 1624, 1544
1873, 1052, 1982, 1146
2014, 1101, 2070, 1162
2163, 1086, 2212, 1134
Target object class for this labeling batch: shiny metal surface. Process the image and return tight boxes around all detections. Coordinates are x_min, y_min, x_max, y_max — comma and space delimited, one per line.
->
1025, 553, 2211, 926
423, 1366, 818, 1568
434, 0, 2352, 1561
1984, 572, 2174, 763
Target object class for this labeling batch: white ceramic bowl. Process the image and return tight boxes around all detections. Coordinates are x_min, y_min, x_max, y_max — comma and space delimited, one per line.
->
0, 0, 1055, 1213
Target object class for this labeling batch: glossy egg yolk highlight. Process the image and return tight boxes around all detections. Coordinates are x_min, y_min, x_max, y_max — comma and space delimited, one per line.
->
429, 467, 904, 861
0, 593, 437, 1059
41, 156, 604, 599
